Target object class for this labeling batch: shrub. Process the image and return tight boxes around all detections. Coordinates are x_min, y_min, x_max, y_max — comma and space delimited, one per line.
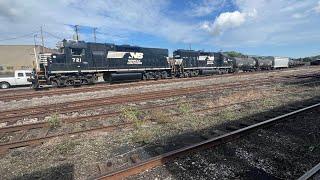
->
121, 106, 144, 128
48, 113, 60, 128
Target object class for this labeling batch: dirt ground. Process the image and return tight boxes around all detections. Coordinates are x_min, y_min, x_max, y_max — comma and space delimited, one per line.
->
0, 67, 320, 179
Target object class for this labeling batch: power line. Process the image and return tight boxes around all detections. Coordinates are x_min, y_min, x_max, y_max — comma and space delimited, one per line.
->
96, 31, 127, 38
0, 31, 39, 42
43, 31, 64, 40
40, 26, 45, 53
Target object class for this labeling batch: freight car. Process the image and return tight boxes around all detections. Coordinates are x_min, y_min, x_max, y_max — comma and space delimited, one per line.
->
253, 57, 273, 70
230, 57, 256, 72
310, 59, 320, 65
271, 56, 289, 69
29, 40, 169, 88
289, 59, 307, 67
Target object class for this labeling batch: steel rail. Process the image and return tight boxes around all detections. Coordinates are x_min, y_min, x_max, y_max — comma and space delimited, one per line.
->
0, 87, 317, 155
298, 163, 320, 180
0, 78, 281, 122
93, 102, 320, 180
0, 69, 319, 102
0, 73, 310, 119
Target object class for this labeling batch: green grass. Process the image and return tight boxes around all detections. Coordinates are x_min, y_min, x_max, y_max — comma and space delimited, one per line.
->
131, 129, 153, 144
48, 113, 60, 128
178, 102, 192, 115
121, 106, 144, 128
54, 140, 79, 155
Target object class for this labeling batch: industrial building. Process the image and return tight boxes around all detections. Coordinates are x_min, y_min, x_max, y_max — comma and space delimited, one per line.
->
0, 45, 56, 75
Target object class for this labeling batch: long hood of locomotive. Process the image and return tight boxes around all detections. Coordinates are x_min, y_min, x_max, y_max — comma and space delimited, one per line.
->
47, 47, 170, 73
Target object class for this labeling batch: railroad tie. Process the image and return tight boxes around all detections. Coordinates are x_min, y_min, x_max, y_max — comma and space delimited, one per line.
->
97, 162, 113, 175
239, 122, 252, 127
130, 154, 142, 164
226, 125, 239, 131
11, 130, 28, 142
211, 129, 226, 136
36, 128, 50, 139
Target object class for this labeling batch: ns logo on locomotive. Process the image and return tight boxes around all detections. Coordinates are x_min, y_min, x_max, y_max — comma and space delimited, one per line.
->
28, 39, 292, 89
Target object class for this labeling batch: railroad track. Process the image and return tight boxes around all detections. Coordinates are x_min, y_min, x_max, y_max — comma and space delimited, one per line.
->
0, 67, 319, 102
0, 72, 239, 102
92, 101, 320, 180
298, 163, 320, 180
0, 75, 312, 124
2, 77, 319, 133
0, 83, 318, 155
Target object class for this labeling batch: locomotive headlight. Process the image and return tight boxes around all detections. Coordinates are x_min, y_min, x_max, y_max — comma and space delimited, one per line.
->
53, 55, 56, 58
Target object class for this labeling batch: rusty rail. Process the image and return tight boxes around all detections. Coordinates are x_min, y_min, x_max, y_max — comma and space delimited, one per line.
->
93, 102, 320, 180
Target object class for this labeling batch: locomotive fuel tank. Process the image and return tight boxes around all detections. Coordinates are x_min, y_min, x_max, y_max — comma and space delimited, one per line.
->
110, 73, 142, 82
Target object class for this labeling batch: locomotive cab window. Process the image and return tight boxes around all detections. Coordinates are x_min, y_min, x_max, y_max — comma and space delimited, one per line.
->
71, 48, 85, 56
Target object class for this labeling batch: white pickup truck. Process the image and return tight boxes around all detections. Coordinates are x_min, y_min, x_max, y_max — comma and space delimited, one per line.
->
0, 70, 32, 89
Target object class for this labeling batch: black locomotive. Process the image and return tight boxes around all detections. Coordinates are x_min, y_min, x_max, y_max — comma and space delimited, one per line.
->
31, 40, 170, 88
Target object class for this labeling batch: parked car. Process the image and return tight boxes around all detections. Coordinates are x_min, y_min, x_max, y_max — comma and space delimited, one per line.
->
0, 70, 32, 89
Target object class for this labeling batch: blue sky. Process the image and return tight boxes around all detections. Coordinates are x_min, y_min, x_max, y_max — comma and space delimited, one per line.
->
0, 0, 320, 58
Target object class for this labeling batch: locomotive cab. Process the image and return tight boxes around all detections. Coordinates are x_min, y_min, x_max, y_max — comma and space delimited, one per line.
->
52, 40, 88, 70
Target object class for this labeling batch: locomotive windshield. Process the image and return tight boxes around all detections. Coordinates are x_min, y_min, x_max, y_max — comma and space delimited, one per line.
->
71, 48, 85, 56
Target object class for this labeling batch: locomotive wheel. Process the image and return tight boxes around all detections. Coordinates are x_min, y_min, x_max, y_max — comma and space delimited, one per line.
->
142, 74, 147, 80
161, 71, 168, 79
82, 79, 89, 85
65, 80, 74, 86
51, 80, 58, 87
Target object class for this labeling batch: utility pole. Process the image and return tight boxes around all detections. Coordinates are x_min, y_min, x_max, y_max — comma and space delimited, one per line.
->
33, 34, 39, 70
93, 27, 97, 43
40, 26, 45, 53
33, 34, 37, 47
189, 43, 192, 50
74, 25, 79, 41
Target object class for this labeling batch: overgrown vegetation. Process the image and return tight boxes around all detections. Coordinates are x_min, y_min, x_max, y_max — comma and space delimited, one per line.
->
261, 98, 277, 107
121, 106, 144, 128
178, 102, 192, 115
218, 108, 238, 121
48, 113, 60, 128
131, 129, 153, 144
54, 140, 79, 155
150, 109, 172, 124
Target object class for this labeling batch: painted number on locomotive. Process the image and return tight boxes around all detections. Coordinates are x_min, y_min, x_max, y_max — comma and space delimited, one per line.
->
72, 57, 82, 63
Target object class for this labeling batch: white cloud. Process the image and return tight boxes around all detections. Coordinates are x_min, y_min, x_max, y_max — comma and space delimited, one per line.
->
189, 0, 226, 17
0, 0, 204, 47
212, 11, 246, 35
315, 1, 320, 13
201, 0, 320, 47
202, 9, 256, 35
